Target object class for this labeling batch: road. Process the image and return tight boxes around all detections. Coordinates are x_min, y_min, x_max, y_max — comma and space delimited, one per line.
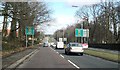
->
17, 46, 75, 68
16, 46, 119, 70
54, 48, 118, 68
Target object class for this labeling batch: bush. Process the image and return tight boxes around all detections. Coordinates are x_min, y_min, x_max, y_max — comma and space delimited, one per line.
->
2, 41, 23, 51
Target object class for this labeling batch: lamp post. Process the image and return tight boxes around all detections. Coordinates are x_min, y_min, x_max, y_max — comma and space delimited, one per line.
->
72, 5, 84, 43
72, 5, 89, 44
63, 29, 64, 42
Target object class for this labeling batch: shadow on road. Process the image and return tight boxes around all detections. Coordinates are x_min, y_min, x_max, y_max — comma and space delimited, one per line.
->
61, 52, 83, 56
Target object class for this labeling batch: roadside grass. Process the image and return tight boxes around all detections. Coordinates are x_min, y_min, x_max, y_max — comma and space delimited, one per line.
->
84, 49, 120, 62
2, 47, 26, 58
2, 45, 38, 58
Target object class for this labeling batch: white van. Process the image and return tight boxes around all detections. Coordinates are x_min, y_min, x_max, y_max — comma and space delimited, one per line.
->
56, 42, 64, 49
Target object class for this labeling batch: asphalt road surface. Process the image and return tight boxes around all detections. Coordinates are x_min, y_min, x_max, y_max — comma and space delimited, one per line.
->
17, 46, 75, 68
16, 46, 119, 70
54, 48, 118, 68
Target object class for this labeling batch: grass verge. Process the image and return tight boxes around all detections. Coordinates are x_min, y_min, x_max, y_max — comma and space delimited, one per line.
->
84, 49, 120, 62
2, 45, 38, 58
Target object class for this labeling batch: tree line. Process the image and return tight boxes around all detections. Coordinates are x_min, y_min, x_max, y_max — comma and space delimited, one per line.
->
1, 2, 51, 49
54, 1, 120, 44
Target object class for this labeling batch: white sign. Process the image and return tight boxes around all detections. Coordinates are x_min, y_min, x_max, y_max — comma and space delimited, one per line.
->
86, 29, 89, 37
83, 29, 86, 37
83, 29, 89, 37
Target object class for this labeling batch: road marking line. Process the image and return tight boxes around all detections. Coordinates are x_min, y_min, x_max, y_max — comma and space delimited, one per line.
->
49, 47, 54, 50
68, 60, 80, 69
7, 49, 38, 68
56, 52, 59, 54
60, 54, 64, 58
49, 47, 56, 52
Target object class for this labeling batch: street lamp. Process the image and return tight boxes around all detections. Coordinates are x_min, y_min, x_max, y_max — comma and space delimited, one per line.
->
72, 5, 89, 43
72, 5, 84, 43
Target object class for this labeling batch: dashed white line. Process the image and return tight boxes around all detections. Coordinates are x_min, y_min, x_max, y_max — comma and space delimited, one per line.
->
50, 47, 79, 69
60, 54, 64, 58
49, 47, 56, 51
49, 47, 64, 58
49, 46, 80, 69
68, 60, 80, 69
56, 52, 59, 54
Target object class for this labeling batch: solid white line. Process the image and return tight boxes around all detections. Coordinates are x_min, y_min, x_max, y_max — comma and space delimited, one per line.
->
8, 49, 38, 68
68, 60, 80, 69
60, 54, 64, 58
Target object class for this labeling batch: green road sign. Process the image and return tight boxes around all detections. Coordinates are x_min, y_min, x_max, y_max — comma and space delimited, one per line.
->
25, 26, 34, 35
75, 29, 83, 37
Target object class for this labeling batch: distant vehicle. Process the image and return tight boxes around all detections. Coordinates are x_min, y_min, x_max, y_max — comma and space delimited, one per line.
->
59, 38, 63, 42
65, 42, 84, 55
43, 42, 48, 47
56, 42, 64, 49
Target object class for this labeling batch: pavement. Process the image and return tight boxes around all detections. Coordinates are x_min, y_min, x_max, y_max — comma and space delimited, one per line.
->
2, 47, 38, 69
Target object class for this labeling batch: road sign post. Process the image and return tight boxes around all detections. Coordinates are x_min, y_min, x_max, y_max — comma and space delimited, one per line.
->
26, 34, 27, 48
75, 29, 89, 43
25, 26, 35, 47
75, 29, 83, 37
32, 35, 34, 46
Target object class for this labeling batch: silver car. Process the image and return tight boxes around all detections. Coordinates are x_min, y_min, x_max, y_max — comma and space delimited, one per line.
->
65, 42, 84, 55
43, 42, 48, 47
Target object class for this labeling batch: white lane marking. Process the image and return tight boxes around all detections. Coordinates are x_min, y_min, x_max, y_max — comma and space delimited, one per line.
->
49, 47, 65, 59
49, 47, 56, 52
8, 49, 38, 68
60, 54, 64, 58
68, 60, 80, 69
49, 47, 53, 50
56, 52, 59, 54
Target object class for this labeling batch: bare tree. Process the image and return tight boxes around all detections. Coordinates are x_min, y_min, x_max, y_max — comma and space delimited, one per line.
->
1, 2, 52, 48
